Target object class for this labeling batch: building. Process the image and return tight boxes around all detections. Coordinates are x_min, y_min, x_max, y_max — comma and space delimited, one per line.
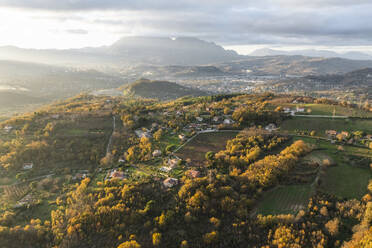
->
168, 158, 181, 168
3, 125, 13, 133
186, 170, 200, 178
152, 150, 162, 157
118, 157, 126, 163
325, 130, 337, 137
213, 116, 221, 122
296, 106, 305, 112
265, 123, 277, 132
109, 170, 126, 180
23, 162, 33, 170
160, 166, 172, 173
178, 134, 187, 141
163, 178, 178, 188
223, 118, 234, 125
196, 117, 203, 122
135, 129, 152, 138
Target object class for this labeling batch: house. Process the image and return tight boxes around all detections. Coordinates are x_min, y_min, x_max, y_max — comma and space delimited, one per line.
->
283, 107, 291, 113
109, 170, 126, 180
23, 163, 33, 170
3, 125, 13, 133
341, 131, 349, 138
118, 157, 126, 163
213, 116, 221, 122
160, 166, 172, 173
51, 114, 60, 119
73, 173, 87, 180
296, 107, 305, 112
178, 134, 187, 141
223, 118, 234, 125
186, 170, 200, 178
135, 129, 152, 138
265, 123, 277, 132
168, 158, 181, 168
163, 178, 178, 188
365, 134, 372, 141
325, 130, 337, 137
152, 150, 162, 157
196, 117, 203, 122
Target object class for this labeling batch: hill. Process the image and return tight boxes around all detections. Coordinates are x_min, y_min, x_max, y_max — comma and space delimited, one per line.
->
123, 79, 207, 100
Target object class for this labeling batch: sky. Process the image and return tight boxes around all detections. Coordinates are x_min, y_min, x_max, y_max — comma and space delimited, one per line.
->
0, 0, 372, 54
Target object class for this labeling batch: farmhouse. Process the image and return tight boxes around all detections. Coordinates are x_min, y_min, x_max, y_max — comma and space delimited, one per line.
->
163, 178, 178, 188
23, 162, 33, 170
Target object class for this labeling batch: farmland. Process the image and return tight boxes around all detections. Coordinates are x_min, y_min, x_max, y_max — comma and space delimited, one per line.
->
175, 131, 238, 165
256, 184, 313, 215
281, 117, 372, 137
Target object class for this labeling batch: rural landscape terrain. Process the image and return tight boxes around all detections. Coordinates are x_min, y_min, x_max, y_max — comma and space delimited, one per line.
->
1, 0, 372, 247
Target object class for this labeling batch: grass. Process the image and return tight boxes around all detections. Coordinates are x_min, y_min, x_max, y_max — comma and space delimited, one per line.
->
320, 163, 371, 199
281, 117, 372, 137
175, 131, 238, 165
293, 136, 371, 199
256, 184, 312, 215
280, 103, 372, 117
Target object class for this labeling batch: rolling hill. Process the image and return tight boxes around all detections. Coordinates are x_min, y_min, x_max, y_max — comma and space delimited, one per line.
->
123, 79, 207, 100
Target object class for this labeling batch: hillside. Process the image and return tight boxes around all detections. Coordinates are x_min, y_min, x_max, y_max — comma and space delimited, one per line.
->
123, 79, 207, 100
0, 93, 370, 247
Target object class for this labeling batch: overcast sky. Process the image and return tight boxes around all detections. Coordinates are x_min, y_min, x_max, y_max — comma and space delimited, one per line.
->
0, 0, 371, 54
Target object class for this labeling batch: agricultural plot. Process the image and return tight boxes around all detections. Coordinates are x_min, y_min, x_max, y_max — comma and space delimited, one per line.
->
256, 184, 312, 215
320, 163, 371, 199
281, 117, 372, 137
175, 131, 238, 165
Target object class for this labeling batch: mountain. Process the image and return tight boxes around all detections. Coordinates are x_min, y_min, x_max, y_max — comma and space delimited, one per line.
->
250, 48, 372, 61
0, 37, 241, 66
123, 78, 207, 100
217, 56, 372, 76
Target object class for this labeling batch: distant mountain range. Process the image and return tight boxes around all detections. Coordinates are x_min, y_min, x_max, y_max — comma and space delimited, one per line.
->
0, 37, 241, 66
250, 48, 372, 61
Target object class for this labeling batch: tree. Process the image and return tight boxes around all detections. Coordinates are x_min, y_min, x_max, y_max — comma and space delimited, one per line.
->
152, 232, 162, 246
205, 151, 215, 161
117, 240, 141, 248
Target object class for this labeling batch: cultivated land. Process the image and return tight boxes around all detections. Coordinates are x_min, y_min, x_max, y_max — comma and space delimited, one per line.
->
256, 184, 313, 215
281, 117, 372, 137
175, 131, 238, 165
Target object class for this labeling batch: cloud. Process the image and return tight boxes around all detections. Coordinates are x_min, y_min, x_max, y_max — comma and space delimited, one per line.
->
0, 0, 371, 49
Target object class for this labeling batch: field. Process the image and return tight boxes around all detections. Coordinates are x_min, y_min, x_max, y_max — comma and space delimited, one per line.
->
175, 131, 238, 165
281, 117, 372, 137
256, 184, 313, 215
281, 103, 372, 117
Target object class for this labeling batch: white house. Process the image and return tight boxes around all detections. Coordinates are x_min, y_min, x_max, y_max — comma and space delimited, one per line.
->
223, 118, 234, 125
3, 125, 13, 133
196, 117, 203, 122
265, 123, 277, 132
23, 162, 33, 170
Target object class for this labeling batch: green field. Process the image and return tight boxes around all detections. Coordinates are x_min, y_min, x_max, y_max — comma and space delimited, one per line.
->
175, 131, 238, 165
320, 163, 370, 199
256, 184, 312, 215
282, 103, 372, 117
281, 117, 372, 137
